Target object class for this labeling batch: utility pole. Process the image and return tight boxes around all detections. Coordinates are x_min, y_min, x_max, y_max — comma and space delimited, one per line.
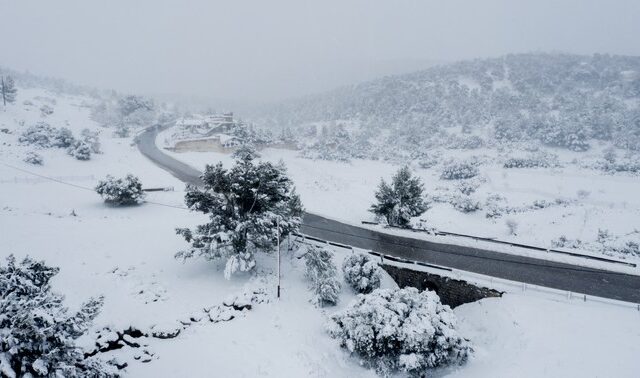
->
277, 217, 281, 299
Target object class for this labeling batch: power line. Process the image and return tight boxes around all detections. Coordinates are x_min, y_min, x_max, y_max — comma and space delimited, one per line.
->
1, 161, 190, 211
1, 162, 95, 192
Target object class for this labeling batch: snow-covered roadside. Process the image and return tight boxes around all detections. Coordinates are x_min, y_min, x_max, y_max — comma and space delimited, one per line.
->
453, 294, 640, 378
155, 133, 640, 273
0, 88, 379, 376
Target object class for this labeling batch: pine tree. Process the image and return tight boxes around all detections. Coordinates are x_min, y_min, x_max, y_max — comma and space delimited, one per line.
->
370, 166, 427, 227
67, 140, 92, 160
1, 76, 18, 107
176, 153, 304, 279
0, 255, 115, 377
304, 245, 340, 306
54, 127, 76, 148
232, 143, 260, 160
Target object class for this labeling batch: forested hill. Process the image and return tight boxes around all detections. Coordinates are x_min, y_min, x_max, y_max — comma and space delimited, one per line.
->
259, 53, 640, 158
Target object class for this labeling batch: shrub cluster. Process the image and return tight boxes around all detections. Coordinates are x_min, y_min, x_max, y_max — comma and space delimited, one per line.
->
23, 151, 44, 165
503, 152, 559, 169
19, 123, 99, 161
440, 160, 479, 180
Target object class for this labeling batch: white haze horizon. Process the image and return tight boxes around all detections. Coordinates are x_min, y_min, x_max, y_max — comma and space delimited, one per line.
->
1, 0, 639, 104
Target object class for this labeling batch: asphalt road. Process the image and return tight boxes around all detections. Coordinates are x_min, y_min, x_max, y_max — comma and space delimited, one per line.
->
137, 126, 640, 303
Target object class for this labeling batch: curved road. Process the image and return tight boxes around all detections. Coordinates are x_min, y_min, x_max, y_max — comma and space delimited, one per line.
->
138, 125, 640, 303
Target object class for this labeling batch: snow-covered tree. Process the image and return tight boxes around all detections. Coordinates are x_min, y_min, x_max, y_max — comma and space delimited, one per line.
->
232, 143, 260, 161
303, 245, 340, 306
0, 255, 116, 377
1, 76, 17, 107
342, 252, 381, 294
80, 128, 101, 154
370, 166, 427, 227
95, 174, 145, 205
175, 153, 304, 279
327, 287, 472, 376
67, 140, 92, 160
117, 95, 154, 119
53, 127, 76, 148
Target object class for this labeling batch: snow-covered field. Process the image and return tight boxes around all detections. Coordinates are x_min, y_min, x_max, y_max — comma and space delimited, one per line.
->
159, 127, 640, 266
2, 88, 640, 377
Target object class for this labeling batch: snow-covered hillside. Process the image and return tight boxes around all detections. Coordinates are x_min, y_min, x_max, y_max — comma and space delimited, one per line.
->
3, 84, 640, 377
256, 53, 640, 162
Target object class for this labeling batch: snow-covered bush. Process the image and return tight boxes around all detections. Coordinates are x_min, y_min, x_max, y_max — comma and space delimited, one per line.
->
484, 194, 511, 218
451, 195, 481, 213
95, 174, 145, 205
440, 160, 479, 180
327, 287, 472, 376
175, 153, 304, 279
456, 179, 480, 195
370, 166, 427, 227
504, 151, 559, 169
67, 140, 92, 160
598, 155, 640, 174
342, 252, 381, 294
112, 124, 130, 138
418, 154, 440, 169
0, 255, 115, 377
552, 235, 583, 249
23, 152, 43, 165
18, 122, 57, 147
447, 134, 484, 149
303, 245, 340, 306
39, 104, 54, 117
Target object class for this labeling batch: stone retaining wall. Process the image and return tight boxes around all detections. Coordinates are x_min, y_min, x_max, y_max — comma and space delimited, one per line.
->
382, 264, 502, 308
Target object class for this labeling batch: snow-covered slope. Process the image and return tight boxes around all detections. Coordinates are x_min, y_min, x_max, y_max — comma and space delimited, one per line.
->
256, 53, 640, 161
3, 84, 640, 377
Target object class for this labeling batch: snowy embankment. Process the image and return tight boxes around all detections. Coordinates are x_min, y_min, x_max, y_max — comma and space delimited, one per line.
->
2, 89, 640, 377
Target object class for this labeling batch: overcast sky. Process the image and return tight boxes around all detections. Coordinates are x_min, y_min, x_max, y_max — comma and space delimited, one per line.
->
1, 0, 639, 102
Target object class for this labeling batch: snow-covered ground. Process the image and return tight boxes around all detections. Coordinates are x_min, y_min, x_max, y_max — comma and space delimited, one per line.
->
159, 127, 640, 266
2, 88, 640, 377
